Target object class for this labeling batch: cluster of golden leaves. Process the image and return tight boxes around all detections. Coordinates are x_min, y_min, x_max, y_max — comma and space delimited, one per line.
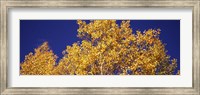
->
20, 42, 57, 75
20, 20, 179, 75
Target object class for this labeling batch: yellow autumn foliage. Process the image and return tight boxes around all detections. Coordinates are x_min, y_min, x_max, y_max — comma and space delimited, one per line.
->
20, 20, 178, 75
20, 42, 57, 75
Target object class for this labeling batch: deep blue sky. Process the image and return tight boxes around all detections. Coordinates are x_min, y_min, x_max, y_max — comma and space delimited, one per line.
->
20, 20, 180, 72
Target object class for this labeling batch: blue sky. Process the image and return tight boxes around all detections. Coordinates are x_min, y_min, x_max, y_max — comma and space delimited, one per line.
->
20, 20, 180, 72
